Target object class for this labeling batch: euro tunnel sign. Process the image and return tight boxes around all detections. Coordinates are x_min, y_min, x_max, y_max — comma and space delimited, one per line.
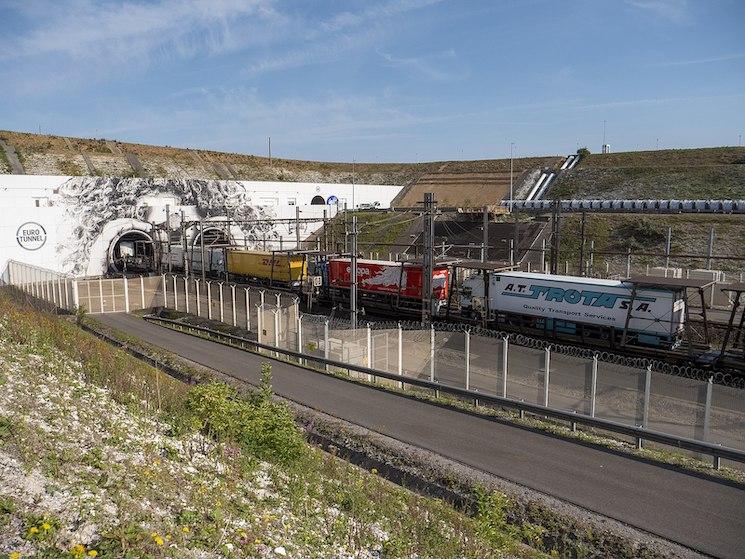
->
16, 222, 47, 251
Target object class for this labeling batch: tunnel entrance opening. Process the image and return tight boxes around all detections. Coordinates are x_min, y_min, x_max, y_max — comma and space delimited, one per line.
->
193, 227, 232, 248
109, 231, 155, 273
311, 195, 326, 205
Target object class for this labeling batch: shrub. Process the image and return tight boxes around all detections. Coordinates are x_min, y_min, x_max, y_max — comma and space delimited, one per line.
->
577, 147, 590, 158
611, 220, 666, 250
185, 364, 306, 465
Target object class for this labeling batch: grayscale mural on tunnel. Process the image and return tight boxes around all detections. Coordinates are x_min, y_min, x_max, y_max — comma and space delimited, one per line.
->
52, 177, 278, 275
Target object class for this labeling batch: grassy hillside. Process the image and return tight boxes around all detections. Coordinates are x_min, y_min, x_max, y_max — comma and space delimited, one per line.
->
0, 129, 555, 186
0, 290, 543, 558
550, 147, 745, 199
557, 214, 745, 275
317, 211, 420, 254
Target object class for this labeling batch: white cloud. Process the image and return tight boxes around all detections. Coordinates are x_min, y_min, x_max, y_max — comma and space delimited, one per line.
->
320, 0, 443, 32
5, 0, 278, 61
649, 53, 745, 67
244, 0, 445, 77
377, 49, 463, 81
625, 0, 691, 24
100, 85, 462, 153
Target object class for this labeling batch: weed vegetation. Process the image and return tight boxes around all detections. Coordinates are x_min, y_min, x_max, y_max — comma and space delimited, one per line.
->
0, 290, 543, 558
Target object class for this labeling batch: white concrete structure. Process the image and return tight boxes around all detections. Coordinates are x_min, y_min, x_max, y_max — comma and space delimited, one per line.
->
0, 175, 401, 280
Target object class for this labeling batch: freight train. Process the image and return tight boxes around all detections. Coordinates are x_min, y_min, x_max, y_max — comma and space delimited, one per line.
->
162, 247, 687, 348
163, 247, 450, 317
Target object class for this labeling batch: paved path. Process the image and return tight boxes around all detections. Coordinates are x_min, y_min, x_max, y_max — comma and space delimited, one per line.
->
0, 139, 25, 174
99, 312, 745, 559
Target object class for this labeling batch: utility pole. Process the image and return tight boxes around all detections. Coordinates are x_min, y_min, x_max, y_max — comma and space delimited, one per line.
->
550, 200, 561, 274
350, 215, 358, 329
268, 137, 272, 167
602, 120, 607, 149
352, 158, 356, 211
481, 206, 489, 262
421, 192, 435, 323
295, 206, 301, 250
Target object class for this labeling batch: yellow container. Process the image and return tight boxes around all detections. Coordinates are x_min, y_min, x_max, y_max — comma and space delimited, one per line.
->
227, 250, 307, 284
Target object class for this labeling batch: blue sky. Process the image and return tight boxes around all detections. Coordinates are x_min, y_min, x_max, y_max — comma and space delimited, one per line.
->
1, 0, 743, 162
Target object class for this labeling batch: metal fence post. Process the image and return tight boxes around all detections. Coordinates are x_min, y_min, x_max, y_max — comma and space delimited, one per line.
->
590, 354, 598, 417
207, 281, 212, 320
244, 288, 251, 331
297, 314, 303, 357
72, 280, 80, 309
140, 276, 145, 308
256, 304, 263, 345
540, 238, 546, 273
502, 337, 509, 398
638, 365, 652, 449
626, 248, 632, 277
219, 283, 225, 323
430, 324, 435, 382
703, 376, 713, 443
366, 324, 373, 382
184, 277, 190, 314
274, 309, 280, 350
398, 323, 403, 387
162, 274, 167, 308
98, 278, 104, 312
543, 346, 551, 407
589, 240, 595, 275
231, 284, 237, 326
123, 276, 130, 312
465, 329, 471, 391
324, 320, 330, 370
195, 279, 201, 316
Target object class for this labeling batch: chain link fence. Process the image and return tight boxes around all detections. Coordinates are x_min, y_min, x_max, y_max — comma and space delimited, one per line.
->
7, 262, 745, 459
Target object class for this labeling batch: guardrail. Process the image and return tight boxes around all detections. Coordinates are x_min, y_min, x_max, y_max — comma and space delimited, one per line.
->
143, 314, 745, 468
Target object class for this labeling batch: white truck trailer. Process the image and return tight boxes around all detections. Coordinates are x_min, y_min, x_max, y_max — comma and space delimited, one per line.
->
460, 271, 685, 347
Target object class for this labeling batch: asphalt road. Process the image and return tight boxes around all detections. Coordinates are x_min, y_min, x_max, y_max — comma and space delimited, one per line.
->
99, 312, 745, 559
